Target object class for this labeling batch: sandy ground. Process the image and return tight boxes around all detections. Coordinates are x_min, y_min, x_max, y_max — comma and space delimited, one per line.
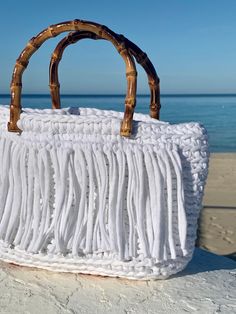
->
203, 153, 236, 207
199, 153, 236, 256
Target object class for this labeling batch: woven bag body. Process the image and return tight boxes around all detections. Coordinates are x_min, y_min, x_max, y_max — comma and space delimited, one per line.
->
0, 106, 208, 279
0, 20, 209, 279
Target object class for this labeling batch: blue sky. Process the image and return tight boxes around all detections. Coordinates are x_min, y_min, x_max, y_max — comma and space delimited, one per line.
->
0, 0, 236, 94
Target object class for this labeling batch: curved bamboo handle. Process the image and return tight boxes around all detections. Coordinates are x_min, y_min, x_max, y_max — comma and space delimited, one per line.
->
50, 31, 160, 119
50, 31, 100, 110
8, 19, 137, 137
122, 36, 161, 119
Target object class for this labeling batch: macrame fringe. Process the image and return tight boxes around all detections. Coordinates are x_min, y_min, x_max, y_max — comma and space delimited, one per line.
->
0, 137, 188, 262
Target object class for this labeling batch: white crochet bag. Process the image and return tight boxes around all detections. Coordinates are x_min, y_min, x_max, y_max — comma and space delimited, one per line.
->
0, 20, 209, 280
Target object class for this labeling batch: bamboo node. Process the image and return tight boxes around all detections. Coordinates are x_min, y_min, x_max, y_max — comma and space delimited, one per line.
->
148, 79, 159, 87
67, 33, 77, 44
49, 83, 60, 88
28, 37, 41, 49
11, 82, 22, 87
48, 26, 57, 37
150, 102, 161, 110
98, 25, 107, 37
120, 120, 132, 137
16, 60, 29, 69
150, 110, 158, 119
51, 52, 61, 62
73, 19, 81, 30
136, 52, 148, 65
91, 33, 99, 40
7, 121, 21, 133
117, 42, 127, 54
126, 70, 137, 78
125, 97, 136, 107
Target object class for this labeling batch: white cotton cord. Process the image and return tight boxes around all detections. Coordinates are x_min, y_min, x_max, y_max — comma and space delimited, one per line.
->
155, 150, 171, 261
0, 140, 14, 236
150, 150, 166, 261
64, 152, 80, 251
84, 146, 96, 253
26, 148, 41, 251
144, 186, 153, 258
154, 151, 167, 260
30, 149, 52, 252
133, 146, 149, 258
0, 138, 4, 183
13, 146, 29, 246
26, 149, 41, 252
65, 153, 81, 249
21, 148, 39, 251
125, 148, 137, 258
105, 149, 118, 253
161, 150, 177, 259
115, 149, 126, 260
91, 149, 101, 252
0, 138, 6, 192
53, 149, 70, 252
167, 149, 188, 255
0, 140, 12, 222
48, 148, 60, 253
3, 143, 22, 243
6, 145, 24, 244
59, 153, 75, 250
143, 148, 157, 256
72, 148, 87, 255
173, 149, 188, 255
58, 150, 71, 252
0, 142, 15, 239
93, 148, 109, 251
131, 148, 141, 255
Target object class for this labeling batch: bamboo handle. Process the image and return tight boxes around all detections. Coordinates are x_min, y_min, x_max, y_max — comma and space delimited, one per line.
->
8, 19, 137, 137
50, 31, 161, 119
50, 31, 100, 110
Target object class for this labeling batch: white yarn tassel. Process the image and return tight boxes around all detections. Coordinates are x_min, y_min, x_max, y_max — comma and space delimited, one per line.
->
133, 146, 149, 257
115, 149, 126, 259
91, 147, 108, 251
168, 149, 188, 255
161, 150, 177, 259
126, 148, 137, 258
26, 148, 41, 252
0, 140, 13, 234
17, 147, 35, 250
0, 136, 187, 261
150, 150, 165, 260
84, 146, 96, 253
72, 147, 88, 255
0, 143, 19, 241
52, 148, 71, 253
106, 148, 118, 253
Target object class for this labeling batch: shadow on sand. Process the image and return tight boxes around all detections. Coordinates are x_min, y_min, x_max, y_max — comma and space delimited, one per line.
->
173, 248, 236, 278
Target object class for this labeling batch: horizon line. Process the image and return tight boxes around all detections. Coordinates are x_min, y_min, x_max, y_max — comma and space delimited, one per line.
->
1, 93, 236, 98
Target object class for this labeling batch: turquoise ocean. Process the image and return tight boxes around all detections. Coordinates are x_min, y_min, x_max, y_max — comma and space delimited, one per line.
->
0, 94, 235, 152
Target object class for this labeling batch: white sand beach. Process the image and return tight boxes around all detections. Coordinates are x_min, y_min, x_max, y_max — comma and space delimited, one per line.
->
199, 153, 236, 256
203, 153, 236, 207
